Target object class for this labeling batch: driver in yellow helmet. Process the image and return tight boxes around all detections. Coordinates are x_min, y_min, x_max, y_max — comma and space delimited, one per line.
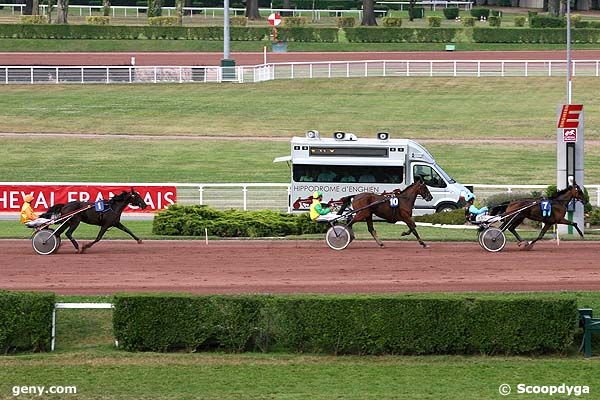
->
309, 191, 331, 221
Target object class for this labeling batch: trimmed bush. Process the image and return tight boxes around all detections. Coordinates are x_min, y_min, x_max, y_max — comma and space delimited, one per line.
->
113, 294, 578, 355
381, 17, 403, 27
0, 291, 55, 354
152, 205, 327, 237
587, 207, 600, 225
462, 16, 475, 27
443, 7, 459, 20
514, 16, 526, 27
344, 27, 458, 42
490, 9, 502, 17
410, 6, 424, 19
488, 16, 501, 27
472, 27, 600, 43
20, 15, 47, 24
282, 16, 307, 27
336, 16, 356, 27
86, 16, 110, 25
229, 16, 248, 26
470, 7, 490, 19
427, 16, 442, 27
415, 209, 465, 225
530, 15, 566, 28
527, 10, 538, 20
277, 27, 338, 42
148, 16, 178, 26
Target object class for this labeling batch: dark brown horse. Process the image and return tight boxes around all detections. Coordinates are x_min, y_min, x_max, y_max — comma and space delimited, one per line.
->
338, 179, 433, 248
493, 184, 584, 250
40, 189, 147, 253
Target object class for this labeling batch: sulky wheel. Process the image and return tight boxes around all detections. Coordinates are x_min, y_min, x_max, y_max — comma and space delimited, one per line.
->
32, 228, 60, 255
479, 227, 506, 253
326, 225, 352, 251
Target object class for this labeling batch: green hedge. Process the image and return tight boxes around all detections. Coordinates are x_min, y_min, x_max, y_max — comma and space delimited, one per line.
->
409, 6, 424, 19
152, 205, 327, 237
344, 27, 458, 42
0, 24, 271, 41
415, 208, 465, 225
488, 16, 501, 27
530, 15, 565, 28
443, 7, 459, 20
276, 27, 338, 42
0, 291, 55, 354
473, 28, 600, 43
427, 16, 442, 27
113, 294, 578, 355
381, 17, 403, 27
470, 7, 490, 19
336, 16, 356, 28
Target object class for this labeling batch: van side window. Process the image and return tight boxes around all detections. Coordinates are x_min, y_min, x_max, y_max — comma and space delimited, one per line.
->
413, 165, 446, 188
293, 165, 403, 184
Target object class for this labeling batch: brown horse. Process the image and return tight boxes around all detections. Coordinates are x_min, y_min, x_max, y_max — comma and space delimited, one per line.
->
338, 179, 433, 248
493, 184, 584, 250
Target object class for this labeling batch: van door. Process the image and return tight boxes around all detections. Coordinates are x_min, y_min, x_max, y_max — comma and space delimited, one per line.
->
411, 163, 450, 213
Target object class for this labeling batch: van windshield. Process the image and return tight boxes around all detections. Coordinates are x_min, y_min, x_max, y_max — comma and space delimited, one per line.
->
436, 166, 456, 183
293, 164, 404, 184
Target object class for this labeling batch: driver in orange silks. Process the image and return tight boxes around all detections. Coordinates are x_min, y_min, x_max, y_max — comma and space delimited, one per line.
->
20, 194, 52, 227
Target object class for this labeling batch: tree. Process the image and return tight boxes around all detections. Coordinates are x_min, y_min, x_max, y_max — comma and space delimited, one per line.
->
56, 0, 68, 23
548, 0, 560, 15
176, 0, 184, 25
408, 0, 415, 21
103, 0, 110, 17
148, 0, 163, 17
245, 0, 260, 20
46, 0, 54, 23
361, 0, 377, 25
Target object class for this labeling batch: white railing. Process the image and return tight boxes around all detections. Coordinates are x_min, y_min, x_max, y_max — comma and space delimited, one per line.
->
2, 182, 599, 212
2, 60, 599, 85
0, 4, 389, 19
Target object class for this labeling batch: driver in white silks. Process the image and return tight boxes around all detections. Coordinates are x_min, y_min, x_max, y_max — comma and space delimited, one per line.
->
463, 192, 491, 223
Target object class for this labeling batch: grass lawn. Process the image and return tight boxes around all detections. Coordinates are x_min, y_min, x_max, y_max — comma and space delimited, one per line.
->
2, 138, 600, 184
1, 292, 600, 399
1, 78, 599, 140
2, 38, 600, 52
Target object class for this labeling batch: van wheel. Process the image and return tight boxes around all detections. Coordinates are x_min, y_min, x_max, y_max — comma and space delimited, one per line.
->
436, 203, 457, 213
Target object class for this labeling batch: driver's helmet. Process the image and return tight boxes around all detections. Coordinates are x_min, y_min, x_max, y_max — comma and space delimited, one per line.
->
313, 191, 323, 199
463, 192, 475, 202
23, 194, 34, 203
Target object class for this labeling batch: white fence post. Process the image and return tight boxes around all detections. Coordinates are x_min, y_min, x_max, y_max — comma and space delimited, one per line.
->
199, 186, 204, 205
243, 186, 248, 210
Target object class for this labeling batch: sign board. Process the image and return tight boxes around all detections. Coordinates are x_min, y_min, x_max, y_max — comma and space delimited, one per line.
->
268, 13, 281, 26
0, 185, 176, 213
563, 128, 577, 142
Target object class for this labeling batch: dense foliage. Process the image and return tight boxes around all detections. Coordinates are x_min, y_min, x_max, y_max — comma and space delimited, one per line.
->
335, 16, 356, 28
344, 27, 458, 42
0, 291, 55, 354
152, 205, 327, 237
443, 7, 459, 20
113, 294, 578, 355
414, 209, 465, 225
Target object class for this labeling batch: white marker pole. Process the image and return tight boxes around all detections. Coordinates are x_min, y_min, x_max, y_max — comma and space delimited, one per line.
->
205, 228, 208, 245
263, 46, 267, 64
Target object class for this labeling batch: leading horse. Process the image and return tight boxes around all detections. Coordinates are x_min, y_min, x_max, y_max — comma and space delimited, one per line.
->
41, 188, 147, 253
337, 179, 433, 248
492, 184, 584, 250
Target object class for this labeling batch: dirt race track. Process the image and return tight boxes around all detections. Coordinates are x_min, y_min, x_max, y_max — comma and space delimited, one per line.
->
1, 239, 599, 294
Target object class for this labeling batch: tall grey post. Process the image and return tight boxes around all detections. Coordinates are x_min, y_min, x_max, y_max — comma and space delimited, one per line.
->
556, 105, 584, 235
221, 0, 236, 81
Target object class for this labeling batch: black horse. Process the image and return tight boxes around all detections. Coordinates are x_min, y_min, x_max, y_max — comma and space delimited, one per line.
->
491, 184, 584, 250
41, 188, 147, 253
337, 179, 434, 248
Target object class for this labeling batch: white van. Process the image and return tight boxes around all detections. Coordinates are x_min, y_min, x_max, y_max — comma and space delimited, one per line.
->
274, 131, 472, 215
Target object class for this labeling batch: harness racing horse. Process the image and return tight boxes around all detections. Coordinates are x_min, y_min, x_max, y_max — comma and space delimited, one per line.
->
337, 179, 434, 248
40, 189, 147, 253
492, 184, 585, 250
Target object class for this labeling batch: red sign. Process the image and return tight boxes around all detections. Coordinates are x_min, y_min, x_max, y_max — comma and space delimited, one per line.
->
268, 13, 281, 26
0, 185, 176, 213
563, 128, 577, 142
557, 104, 583, 128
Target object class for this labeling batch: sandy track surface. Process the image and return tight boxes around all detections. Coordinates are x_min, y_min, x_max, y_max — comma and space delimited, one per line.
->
1, 240, 598, 295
